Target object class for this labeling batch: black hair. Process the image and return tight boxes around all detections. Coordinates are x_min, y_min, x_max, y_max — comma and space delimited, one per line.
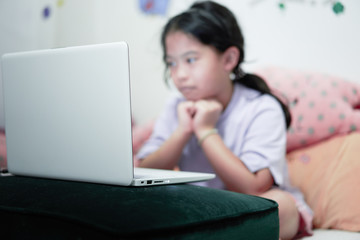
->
161, 1, 291, 128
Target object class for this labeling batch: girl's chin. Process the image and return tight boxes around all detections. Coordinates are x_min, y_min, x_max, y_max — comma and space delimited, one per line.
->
183, 96, 200, 101
181, 91, 213, 101
181, 92, 197, 100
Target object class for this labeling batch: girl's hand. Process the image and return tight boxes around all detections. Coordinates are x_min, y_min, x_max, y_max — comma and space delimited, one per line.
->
193, 99, 223, 138
177, 101, 196, 135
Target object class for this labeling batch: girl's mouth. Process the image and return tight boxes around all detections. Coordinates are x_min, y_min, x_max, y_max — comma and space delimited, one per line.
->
179, 86, 196, 94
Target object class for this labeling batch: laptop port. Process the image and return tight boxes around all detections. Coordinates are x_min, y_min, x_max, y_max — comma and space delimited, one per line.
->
147, 180, 152, 184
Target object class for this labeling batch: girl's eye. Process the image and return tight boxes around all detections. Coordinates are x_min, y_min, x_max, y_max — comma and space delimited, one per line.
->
187, 57, 196, 64
166, 61, 177, 68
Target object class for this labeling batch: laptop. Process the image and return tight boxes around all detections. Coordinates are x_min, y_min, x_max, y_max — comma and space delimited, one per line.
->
1, 42, 215, 186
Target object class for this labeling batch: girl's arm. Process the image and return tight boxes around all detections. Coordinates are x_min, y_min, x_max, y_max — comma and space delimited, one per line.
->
139, 101, 195, 170
138, 126, 191, 170
199, 133, 274, 195
193, 99, 277, 195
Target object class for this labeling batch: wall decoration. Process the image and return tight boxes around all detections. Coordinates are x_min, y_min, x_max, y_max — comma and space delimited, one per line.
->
251, 0, 345, 15
57, 0, 65, 8
277, 0, 345, 15
42, 6, 51, 19
138, 0, 170, 16
332, 1, 345, 14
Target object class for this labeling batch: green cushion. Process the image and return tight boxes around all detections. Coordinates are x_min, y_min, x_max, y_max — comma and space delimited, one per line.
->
0, 176, 279, 239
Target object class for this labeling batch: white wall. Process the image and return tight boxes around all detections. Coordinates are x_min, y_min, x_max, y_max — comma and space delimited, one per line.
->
1, 0, 359, 127
0, 0, 56, 128
233, 0, 360, 79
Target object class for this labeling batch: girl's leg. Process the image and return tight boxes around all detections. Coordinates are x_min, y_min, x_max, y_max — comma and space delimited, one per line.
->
261, 189, 299, 240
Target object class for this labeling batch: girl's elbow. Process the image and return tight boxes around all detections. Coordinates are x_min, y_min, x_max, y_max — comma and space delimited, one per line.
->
225, 182, 260, 195
252, 179, 274, 196
251, 185, 271, 196
227, 179, 273, 196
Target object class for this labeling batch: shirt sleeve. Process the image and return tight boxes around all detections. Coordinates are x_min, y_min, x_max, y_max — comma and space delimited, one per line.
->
136, 95, 181, 160
239, 95, 287, 185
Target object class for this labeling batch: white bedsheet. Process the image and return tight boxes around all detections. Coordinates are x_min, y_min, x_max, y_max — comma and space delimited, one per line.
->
302, 229, 360, 240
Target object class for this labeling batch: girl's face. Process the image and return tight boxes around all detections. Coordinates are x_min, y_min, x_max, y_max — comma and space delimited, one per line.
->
165, 31, 233, 104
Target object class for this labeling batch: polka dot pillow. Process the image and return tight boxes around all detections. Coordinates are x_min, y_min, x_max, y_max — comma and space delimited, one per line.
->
255, 66, 360, 152
0, 131, 7, 172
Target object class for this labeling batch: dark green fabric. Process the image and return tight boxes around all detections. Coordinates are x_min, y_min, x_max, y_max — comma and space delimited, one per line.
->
0, 176, 279, 239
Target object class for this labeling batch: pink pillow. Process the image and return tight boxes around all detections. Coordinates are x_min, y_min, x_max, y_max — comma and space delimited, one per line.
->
0, 131, 7, 171
256, 66, 360, 152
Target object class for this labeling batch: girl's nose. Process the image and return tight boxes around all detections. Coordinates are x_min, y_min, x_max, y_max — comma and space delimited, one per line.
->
173, 63, 188, 82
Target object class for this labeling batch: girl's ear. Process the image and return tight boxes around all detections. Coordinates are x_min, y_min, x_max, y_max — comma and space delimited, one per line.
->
223, 46, 240, 71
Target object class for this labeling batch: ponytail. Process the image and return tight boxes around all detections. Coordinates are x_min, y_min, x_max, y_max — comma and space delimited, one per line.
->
234, 73, 292, 129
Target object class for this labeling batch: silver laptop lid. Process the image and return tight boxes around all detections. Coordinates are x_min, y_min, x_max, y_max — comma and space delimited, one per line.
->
2, 42, 134, 185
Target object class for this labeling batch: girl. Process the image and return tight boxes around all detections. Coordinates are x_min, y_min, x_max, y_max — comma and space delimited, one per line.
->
137, 1, 313, 239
